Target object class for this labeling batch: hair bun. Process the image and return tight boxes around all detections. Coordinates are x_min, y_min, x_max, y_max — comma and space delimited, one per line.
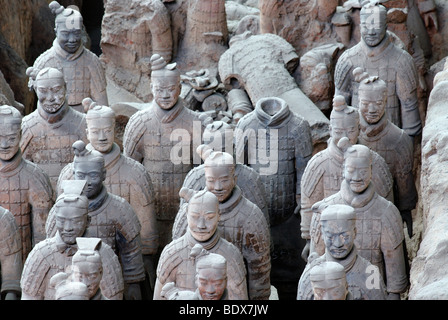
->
49, 1, 64, 15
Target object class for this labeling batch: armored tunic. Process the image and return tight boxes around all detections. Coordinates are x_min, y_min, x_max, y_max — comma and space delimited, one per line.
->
179, 163, 269, 225
235, 99, 313, 226
123, 99, 205, 248
0, 207, 22, 295
297, 248, 388, 300
21, 232, 124, 300
20, 102, 88, 192
172, 186, 271, 300
310, 181, 408, 294
57, 143, 158, 255
334, 33, 421, 136
154, 230, 248, 300
358, 115, 417, 214
32, 39, 108, 112
46, 188, 145, 284
0, 150, 54, 262
300, 138, 394, 240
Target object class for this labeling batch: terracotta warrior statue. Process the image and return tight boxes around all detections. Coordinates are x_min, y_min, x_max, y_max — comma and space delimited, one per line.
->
57, 98, 159, 296
29, 1, 108, 112
22, 67, 88, 192
300, 95, 394, 261
123, 54, 208, 250
309, 139, 408, 298
334, 1, 422, 137
179, 122, 269, 224
21, 180, 124, 300
45, 142, 145, 300
355, 69, 417, 238
154, 189, 248, 300
310, 261, 351, 300
0, 105, 54, 262
235, 96, 313, 300
161, 245, 229, 300
173, 148, 271, 300
298, 204, 387, 300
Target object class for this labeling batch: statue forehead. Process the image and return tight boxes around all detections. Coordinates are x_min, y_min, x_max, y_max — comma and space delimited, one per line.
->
344, 155, 371, 167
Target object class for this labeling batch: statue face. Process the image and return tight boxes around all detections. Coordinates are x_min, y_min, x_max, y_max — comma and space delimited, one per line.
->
358, 89, 386, 124
36, 77, 66, 114
0, 125, 21, 161
87, 118, 115, 153
71, 261, 102, 298
196, 267, 227, 300
321, 219, 355, 259
343, 156, 372, 193
151, 77, 181, 110
205, 165, 236, 203
312, 280, 347, 300
55, 205, 88, 245
187, 200, 219, 242
73, 161, 105, 199
330, 117, 359, 146
360, 9, 387, 47
56, 20, 83, 54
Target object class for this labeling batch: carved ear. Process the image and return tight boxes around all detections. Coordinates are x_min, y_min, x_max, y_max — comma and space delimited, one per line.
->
179, 187, 196, 202
82, 97, 96, 113
337, 136, 352, 153
196, 144, 213, 161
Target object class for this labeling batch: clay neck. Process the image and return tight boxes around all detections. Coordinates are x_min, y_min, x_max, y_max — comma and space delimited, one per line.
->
360, 32, 391, 59
88, 186, 108, 211
86, 142, 120, 169
53, 39, 84, 61
38, 101, 69, 125
359, 114, 389, 138
255, 100, 291, 127
0, 149, 22, 174
218, 186, 242, 216
340, 180, 375, 208
327, 138, 345, 164
154, 99, 184, 123
325, 246, 357, 273
186, 228, 220, 251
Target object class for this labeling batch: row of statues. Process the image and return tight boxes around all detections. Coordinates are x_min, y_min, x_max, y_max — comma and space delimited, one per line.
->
0, 0, 425, 300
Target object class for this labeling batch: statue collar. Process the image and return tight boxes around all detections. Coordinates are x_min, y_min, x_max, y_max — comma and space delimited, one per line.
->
218, 186, 242, 216
325, 246, 358, 273
88, 186, 109, 212
154, 99, 184, 124
0, 149, 23, 174
359, 114, 389, 139
340, 180, 376, 208
186, 229, 220, 251
37, 101, 70, 125
255, 99, 291, 127
53, 39, 84, 61
87, 142, 121, 169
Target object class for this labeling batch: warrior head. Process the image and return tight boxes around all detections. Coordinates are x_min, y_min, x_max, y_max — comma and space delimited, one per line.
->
150, 54, 181, 110
50, 1, 83, 54
329, 95, 359, 146
310, 261, 348, 300
0, 105, 22, 161
360, 1, 387, 47
83, 98, 116, 154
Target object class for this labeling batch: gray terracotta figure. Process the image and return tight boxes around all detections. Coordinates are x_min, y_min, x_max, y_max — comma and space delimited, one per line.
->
29, 1, 108, 112
298, 204, 388, 300
161, 245, 229, 300
21, 180, 124, 300
334, 2, 422, 137
300, 95, 394, 261
0, 206, 22, 300
179, 122, 269, 223
123, 54, 208, 250
234, 96, 313, 300
309, 139, 408, 298
0, 105, 54, 262
57, 97, 159, 296
50, 272, 89, 300
45, 142, 145, 300
173, 148, 271, 300
154, 189, 248, 300
21, 67, 88, 192
310, 261, 351, 300
355, 69, 418, 238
